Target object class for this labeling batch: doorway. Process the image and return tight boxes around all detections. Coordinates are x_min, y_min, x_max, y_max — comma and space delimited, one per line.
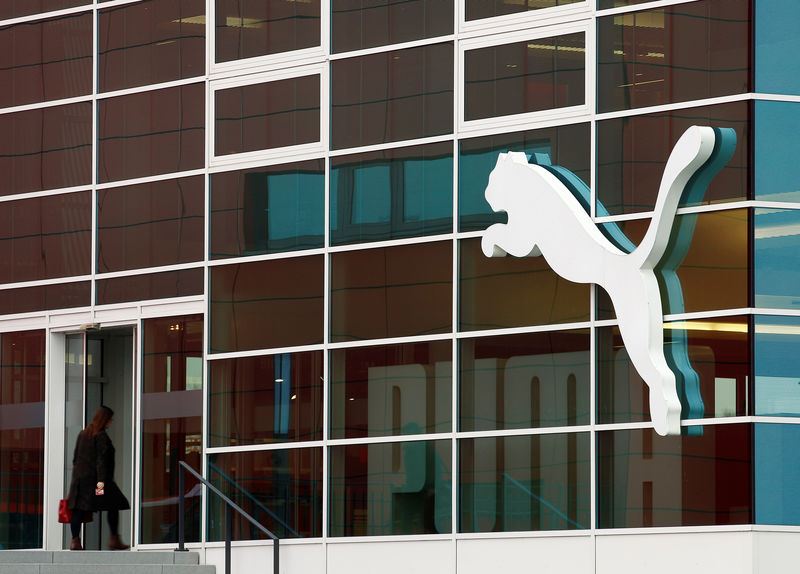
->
62, 327, 135, 550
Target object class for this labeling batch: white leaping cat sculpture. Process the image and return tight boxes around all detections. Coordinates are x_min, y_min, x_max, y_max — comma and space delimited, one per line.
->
482, 126, 720, 436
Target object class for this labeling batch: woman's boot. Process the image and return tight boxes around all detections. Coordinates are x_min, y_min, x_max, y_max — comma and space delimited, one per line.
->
69, 537, 83, 551
108, 534, 129, 551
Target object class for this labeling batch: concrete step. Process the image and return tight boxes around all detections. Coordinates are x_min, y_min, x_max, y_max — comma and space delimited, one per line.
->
0, 551, 214, 574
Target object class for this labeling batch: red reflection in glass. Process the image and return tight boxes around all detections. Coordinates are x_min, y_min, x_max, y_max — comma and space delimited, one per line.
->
0, 281, 90, 316
96, 268, 203, 305
0, 1, 89, 21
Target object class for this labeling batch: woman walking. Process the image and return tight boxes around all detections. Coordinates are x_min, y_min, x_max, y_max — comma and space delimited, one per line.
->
66, 405, 130, 550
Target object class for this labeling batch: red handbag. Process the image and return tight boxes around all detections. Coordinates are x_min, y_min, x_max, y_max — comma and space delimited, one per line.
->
58, 499, 93, 524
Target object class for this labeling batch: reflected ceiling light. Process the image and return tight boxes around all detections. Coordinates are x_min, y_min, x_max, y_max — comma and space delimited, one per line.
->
618, 78, 664, 88
664, 321, 747, 333
275, 378, 284, 383
171, 15, 205, 25
613, 12, 665, 29
348, 397, 355, 401
291, 394, 297, 400
225, 16, 265, 28
755, 323, 800, 336
755, 222, 800, 239
526, 43, 585, 52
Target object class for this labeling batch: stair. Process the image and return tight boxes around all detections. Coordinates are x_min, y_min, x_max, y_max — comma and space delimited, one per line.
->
0, 550, 215, 573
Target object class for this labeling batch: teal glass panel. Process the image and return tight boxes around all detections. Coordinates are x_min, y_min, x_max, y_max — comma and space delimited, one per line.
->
754, 316, 800, 416
210, 161, 324, 259
329, 439, 452, 536
754, 423, 800, 525
330, 142, 452, 245
755, 101, 800, 202
458, 122, 589, 232
755, 0, 800, 95
754, 208, 800, 309
459, 433, 589, 532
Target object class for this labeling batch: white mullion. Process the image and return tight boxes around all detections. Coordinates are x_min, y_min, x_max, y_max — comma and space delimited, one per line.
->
327, 432, 455, 447
95, 75, 206, 102
328, 133, 454, 158
323, 150, 332, 542
451, 10, 460, 557
206, 440, 325, 455
0, 4, 97, 28
455, 320, 593, 340
0, 275, 93, 291
201, 0, 211, 546
0, 185, 92, 204
328, 35, 457, 62
94, 168, 207, 190
94, 261, 206, 280
456, 529, 591, 540
753, 93, 800, 103
459, 1, 591, 38
457, 425, 593, 440
206, 247, 327, 267
207, 343, 327, 362
0, 95, 93, 117
327, 233, 455, 254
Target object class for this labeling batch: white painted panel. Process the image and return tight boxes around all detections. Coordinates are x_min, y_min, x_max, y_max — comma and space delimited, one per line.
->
328, 540, 452, 574
596, 532, 753, 574
753, 531, 800, 573
206, 541, 324, 574
458, 535, 593, 574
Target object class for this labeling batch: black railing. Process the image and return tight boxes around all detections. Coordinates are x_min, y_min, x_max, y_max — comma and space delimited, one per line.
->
176, 461, 280, 574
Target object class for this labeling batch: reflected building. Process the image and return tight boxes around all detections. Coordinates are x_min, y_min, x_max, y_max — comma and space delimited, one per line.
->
0, 0, 799, 572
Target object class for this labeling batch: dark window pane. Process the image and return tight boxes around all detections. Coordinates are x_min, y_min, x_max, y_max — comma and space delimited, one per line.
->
755, 0, 800, 95
754, 316, 800, 417
460, 237, 589, 331
208, 448, 322, 539
208, 351, 323, 446
215, 0, 321, 63
755, 101, 800, 203
597, 316, 750, 426
466, 0, 580, 21
330, 341, 451, 439
0, 281, 90, 315
210, 256, 324, 353
331, 43, 453, 150
330, 439, 451, 536
0, 1, 89, 21
0, 191, 90, 283
0, 331, 45, 550
96, 268, 203, 305
98, 176, 204, 272
210, 160, 324, 259
0, 103, 91, 196
140, 315, 203, 544
99, 0, 206, 93
98, 84, 205, 183
459, 122, 589, 231
0, 12, 92, 108
215, 76, 320, 156
597, 0, 750, 113
331, 142, 453, 245
755, 423, 800, 525
596, 102, 750, 216
330, 242, 452, 342
332, 0, 452, 53
597, 424, 752, 528
755, 208, 800, 309
459, 433, 589, 532
464, 33, 585, 121
460, 330, 590, 432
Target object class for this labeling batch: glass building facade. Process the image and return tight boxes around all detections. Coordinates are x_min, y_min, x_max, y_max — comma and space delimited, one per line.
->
1, 0, 799, 571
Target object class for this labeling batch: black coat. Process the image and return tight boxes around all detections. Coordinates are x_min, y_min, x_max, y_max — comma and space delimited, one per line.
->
67, 429, 130, 512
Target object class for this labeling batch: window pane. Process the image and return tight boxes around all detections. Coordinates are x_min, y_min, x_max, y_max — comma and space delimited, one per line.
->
755, 101, 800, 203
331, 142, 453, 245
460, 433, 589, 533
0, 103, 91, 196
210, 160, 324, 259
0, 1, 89, 21
331, 43, 453, 150
755, 423, 800, 525
330, 341, 451, 439
755, 208, 800, 309
0, 281, 90, 315
0, 12, 92, 108
596, 101, 750, 216
215, 0, 321, 63
0, 331, 45, 550
140, 315, 203, 544
466, 0, 580, 21
98, 176, 204, 273
98, 84, 205, 183
332, 0, 452, 53
329, 439, 452, 536
210, 256, 324, 353
754, 316, 800, 417
0, 191, 91, 283
460, 238, 589, 331
96, 268, 204, 305
99, 0, 206, 93
464, 33, 585, 121
330, 242, 452, 342
597, 424, 752, 528
208, 351, 323, 447
597, 0, 750, 113
215, 75, 320, 156
597, 316, 749, 426
460, 330, 590, 432
208, 448, 322, 540
459, 122, 589, 231
755, 0, 800, 95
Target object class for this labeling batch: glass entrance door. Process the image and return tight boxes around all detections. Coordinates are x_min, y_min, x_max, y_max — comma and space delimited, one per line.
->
62, 327, 135, 550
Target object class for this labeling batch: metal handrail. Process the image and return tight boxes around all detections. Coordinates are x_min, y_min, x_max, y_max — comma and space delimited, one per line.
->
176, 461, 280, 574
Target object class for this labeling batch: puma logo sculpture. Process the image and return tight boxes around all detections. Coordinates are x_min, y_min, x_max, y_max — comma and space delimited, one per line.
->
482, 126, 730, 436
